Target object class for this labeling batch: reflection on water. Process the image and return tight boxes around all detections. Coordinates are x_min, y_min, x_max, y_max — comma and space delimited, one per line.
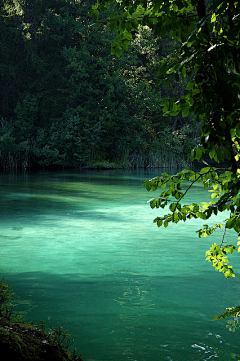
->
0, 169, 239, 361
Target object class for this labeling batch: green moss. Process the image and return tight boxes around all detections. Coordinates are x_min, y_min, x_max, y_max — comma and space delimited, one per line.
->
0, 318, 83, 361
0, 326, 34, 361
0, 327, 25, 360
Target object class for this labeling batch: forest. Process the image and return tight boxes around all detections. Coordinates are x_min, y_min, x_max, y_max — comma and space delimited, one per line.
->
0, 0, 198, 170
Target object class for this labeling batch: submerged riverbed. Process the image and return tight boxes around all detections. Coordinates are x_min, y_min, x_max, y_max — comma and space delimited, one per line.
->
0, 169, 239, 361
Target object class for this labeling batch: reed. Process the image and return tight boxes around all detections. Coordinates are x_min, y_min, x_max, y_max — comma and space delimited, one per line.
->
127, 148, 191, 169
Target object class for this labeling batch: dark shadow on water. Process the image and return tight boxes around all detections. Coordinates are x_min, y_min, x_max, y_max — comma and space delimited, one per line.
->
2, 271, 240, 361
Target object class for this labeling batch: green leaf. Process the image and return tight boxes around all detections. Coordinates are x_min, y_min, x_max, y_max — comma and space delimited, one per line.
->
131, 19, 138, 29
173, 213, 179, 222
226, 217, 236, 229
124, 31, 132, 40
182, 66, 187, 78
169, 203, 177, 212
110, 20, 117, 31
182, 107, 190, 117
115, 47, 122, 57
236, 123, 240, 138
209, 149, 216, 159
162, 100, 169, 112
110, 46, 116, 55
195, 147, 202, 161
89, 9, 99, 20
211, 13, 217, 22
150, 199, 156, 209
186, 81, 194, 90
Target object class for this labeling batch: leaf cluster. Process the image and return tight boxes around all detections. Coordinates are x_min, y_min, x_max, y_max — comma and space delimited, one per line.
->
144, 165, 240, 279
0, 279, 19, 320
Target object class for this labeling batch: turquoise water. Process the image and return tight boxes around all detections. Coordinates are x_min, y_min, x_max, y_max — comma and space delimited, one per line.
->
0, 169, 239, 361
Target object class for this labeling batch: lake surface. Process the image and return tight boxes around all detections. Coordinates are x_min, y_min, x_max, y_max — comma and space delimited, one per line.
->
0, 169, 239, 361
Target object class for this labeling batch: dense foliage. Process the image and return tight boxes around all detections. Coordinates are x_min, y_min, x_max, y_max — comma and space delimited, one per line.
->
0, 0, 195, 169
91, 0, 240, 319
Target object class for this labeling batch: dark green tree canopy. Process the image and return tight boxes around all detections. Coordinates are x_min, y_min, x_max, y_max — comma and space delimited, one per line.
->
0, 0, 195, 169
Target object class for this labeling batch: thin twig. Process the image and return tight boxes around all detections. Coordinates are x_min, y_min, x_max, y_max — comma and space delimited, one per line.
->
220, 213, 231, 247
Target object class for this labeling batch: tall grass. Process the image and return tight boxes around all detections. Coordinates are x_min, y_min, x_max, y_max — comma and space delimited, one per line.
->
127, 148, 191, 169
